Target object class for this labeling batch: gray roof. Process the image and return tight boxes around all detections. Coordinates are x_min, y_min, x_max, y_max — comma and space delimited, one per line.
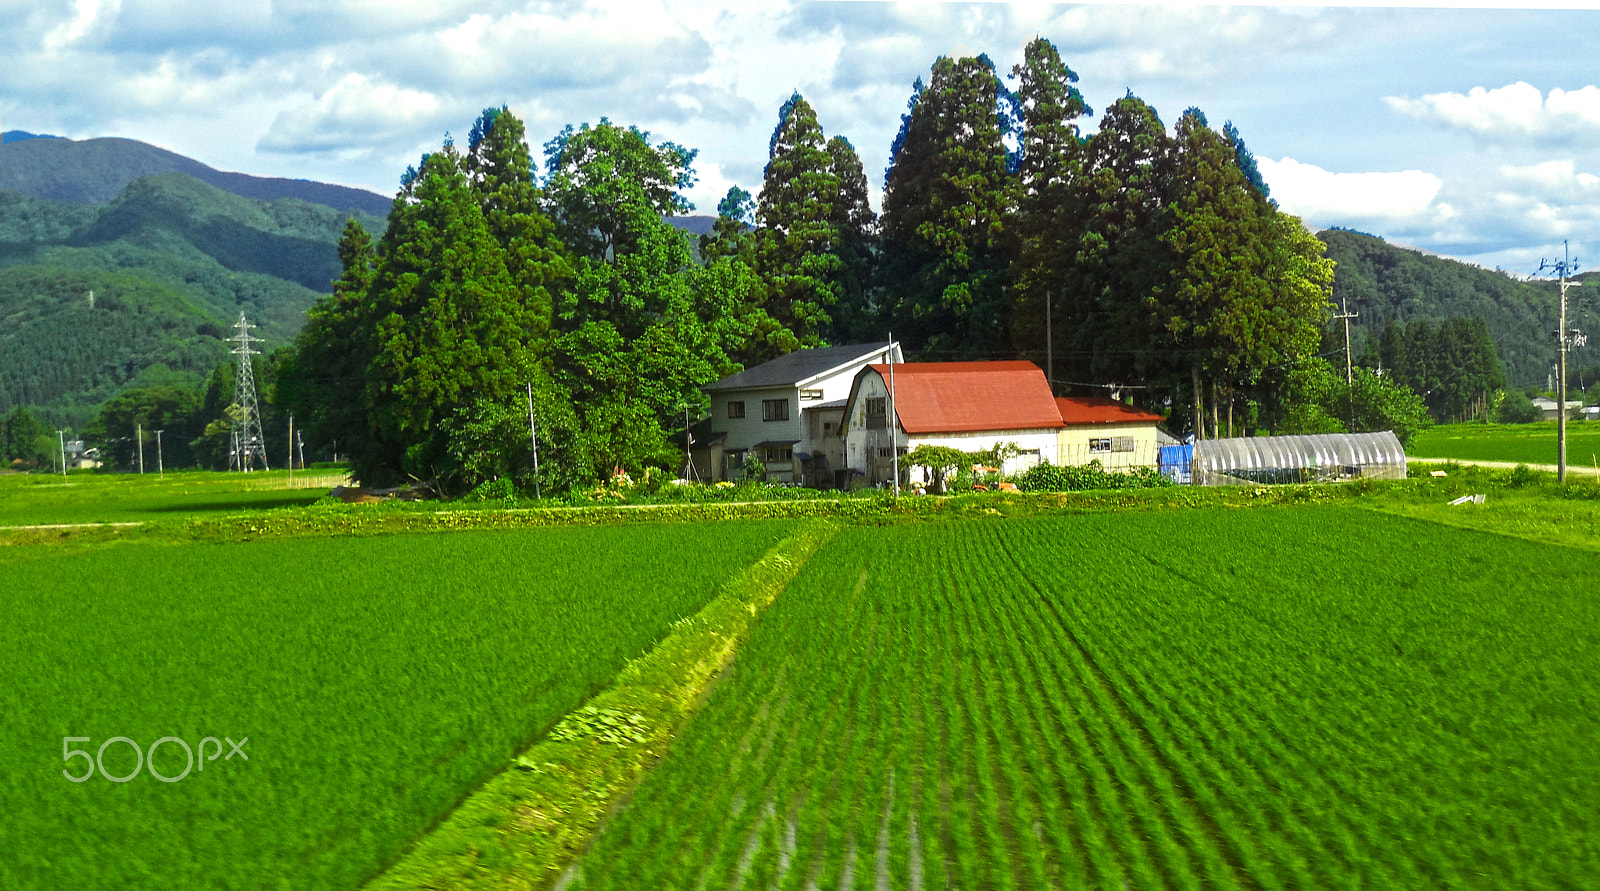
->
702, 343, 896, 392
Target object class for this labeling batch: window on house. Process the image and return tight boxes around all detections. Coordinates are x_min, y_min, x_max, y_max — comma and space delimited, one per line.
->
877, 447, 893, 458
1113, 437, 1135, 453
865, 396, 886, 430
800, 389, 823, 400
762, 398, 789, 421
762, 447, 794, 463
823, 422, 835, 434
727, 401, 745, 419
1089, 438, 1112, 453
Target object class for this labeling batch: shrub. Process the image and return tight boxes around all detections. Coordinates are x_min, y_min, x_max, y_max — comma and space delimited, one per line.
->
1015, 460, 1172, 493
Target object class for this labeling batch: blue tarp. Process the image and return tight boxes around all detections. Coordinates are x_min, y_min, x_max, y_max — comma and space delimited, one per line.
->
1158, 444, 1193, 484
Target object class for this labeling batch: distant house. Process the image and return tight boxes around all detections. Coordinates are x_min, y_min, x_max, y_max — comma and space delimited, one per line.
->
839, 361, 1064, 488
1054, 397, 1165, 468
1531, 397, 1585, 421
697, 342, 902, 484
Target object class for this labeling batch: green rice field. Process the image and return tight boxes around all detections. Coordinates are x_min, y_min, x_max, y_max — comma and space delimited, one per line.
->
1408, 421, 1600, 469
0, 468, 344, 526
566, 507, 1600, 890
0, 520, 792, 889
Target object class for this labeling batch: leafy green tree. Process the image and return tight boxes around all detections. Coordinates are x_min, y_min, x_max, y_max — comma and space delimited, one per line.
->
1, 405, 52, 468
716, 185, 755, 225
1494, 387, 1544, 423
1282, 359, 1432, 445
879, 55, 1015, 357
1008, 37, 1091, 379
544, 120, 745, 475
1223, 121, 1270, 199
84, 385, 202, 469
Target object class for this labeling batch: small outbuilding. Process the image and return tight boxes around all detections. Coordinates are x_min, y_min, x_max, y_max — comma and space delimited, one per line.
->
1054, 397, 1165, 468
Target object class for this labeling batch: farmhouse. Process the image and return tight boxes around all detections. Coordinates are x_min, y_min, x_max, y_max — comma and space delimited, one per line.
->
695, 342, 902, 484
1054, 396, 1165, 468
839, 360, 1064, 487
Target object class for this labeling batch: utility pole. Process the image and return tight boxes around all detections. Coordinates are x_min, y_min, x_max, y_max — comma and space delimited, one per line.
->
57, 430, 67, 478
526, 382, 541, 500
154, 429, 164, 478
287, 413, 295, 481
1539, 242, 1582, 483
887, 333, 899, 498
137, 423, 144, 474
1332, 298, 1359, 385
1045, 290, 1053, 396
295, 428, 305, 475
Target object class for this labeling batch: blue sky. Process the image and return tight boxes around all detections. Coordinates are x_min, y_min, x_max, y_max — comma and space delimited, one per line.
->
5, 1, 1600, 274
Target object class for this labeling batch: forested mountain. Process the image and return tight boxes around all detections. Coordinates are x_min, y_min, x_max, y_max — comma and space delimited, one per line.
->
0, 174, 385, 426
0, 134, 391, 216
1320, 229, 1598, 388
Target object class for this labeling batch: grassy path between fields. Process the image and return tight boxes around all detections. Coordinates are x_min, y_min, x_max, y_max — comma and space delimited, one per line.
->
363, 521, 840, 891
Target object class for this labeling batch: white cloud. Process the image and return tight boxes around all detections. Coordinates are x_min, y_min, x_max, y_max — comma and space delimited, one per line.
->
1385, 82, 1600, 144
1258, 157, 1448, 229
259, 73, 446, 155
42, 0, 119, 51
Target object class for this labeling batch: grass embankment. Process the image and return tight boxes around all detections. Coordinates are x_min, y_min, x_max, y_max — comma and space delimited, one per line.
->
1407, 420, 1600, 470
0, 520, 792, 889
564, 508, 1600, 889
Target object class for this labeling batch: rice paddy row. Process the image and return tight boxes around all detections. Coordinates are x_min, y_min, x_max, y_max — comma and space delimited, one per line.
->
565, 507, 1600, 890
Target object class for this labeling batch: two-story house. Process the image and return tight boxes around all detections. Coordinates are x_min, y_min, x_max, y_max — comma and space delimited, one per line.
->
697, 342, 901, 485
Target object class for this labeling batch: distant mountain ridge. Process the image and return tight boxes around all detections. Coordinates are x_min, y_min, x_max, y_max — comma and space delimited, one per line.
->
0, 133, 392, 217
0, 172, 386, 426
1319, 229, 1600, 389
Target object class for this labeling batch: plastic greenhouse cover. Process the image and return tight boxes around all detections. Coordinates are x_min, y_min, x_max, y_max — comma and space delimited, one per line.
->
1191, 431, 1406, 485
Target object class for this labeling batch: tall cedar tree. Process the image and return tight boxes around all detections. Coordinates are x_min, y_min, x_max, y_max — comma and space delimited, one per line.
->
1158, 110, 1330, 436
880, 56, 1015, 357
276, 217, 377, 466
360, 146, 540, 488
1065, 94, 1174, 388
825, 135, 877, 343
1008, 37, 1090, 386
756, 94, 844, 347
464, 106, 571, 347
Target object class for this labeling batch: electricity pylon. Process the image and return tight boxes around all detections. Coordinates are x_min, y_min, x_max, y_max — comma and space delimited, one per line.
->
229, 311, 270, 472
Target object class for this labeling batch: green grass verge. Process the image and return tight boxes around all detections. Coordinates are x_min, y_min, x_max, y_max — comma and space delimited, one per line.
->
0, 519, 793, 889
364, 521, 840, 889
1407, 420, 1600, 468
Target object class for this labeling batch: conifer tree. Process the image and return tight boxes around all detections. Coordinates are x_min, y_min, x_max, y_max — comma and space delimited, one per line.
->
1008, 37, 1091, 381
1065, 93, 1174, 387
879, 55, 1014, 357
826, 135, 877, 343
756, 93, 843, 347
360, 147, 539, 487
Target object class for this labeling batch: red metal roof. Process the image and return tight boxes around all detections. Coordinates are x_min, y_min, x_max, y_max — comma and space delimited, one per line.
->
866, 361, 1064, 434
1055, 396, 1165, 425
